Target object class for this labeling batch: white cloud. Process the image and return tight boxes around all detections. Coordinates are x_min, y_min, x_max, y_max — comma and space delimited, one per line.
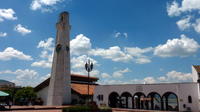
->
124, 47, 153, 64
167, 1, 181, 17
101, 73, 111, 78
72, 34, 152, 64
37, 37, 54, 51
31, 60, 52, 68
40, 50, 49, 58
0, 8, 17, 22
167, 0, 200, 17
0, 47, 32, 61
32, 37, 54, 68
154, 34, 199, 57
125, 47, 153, 57
167, 1, 200, 34
144, 70, 192, 83
144, 77, 156, 84
90, 69, 100, 77
71, 55, 100, 77
0, 69, 39, 86
30, 0, 65, 12
90, 46, 133, 62
34, 34, 153, 71
193, 18, 200, 33
123, 33, 128, 38
158, 70, 192, 82
100, 79, 126, 85
176, 16, 192, 30
135, 57, 151, 64
31, 51, 53, 68
166, 70, 192, 81
15, 69, 38, 80
100, 78, 145, 85
100, 70, 192, 85
114, 32, 128, 38
114, 32, 121, 38
112, 68, 130, 78
71, 55, 98, 69
40, 73, 50, 81
35, 34, 152, 65
14, 24, 32, 35
157, 76, 166, 81
0, 32, 7, 37
71, 69, 100, 77
181, 0, 200, 12
70, 34, 92, 55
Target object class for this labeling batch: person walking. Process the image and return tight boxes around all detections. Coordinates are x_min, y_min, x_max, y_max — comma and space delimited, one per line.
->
8, 99, 12, 109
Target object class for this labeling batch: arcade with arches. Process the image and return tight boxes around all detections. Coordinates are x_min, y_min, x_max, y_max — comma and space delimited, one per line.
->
108, 91, 179, 111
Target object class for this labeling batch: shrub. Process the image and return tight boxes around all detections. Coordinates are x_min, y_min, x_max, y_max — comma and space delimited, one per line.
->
62, 105, 112, 112
62, 106, 91, 112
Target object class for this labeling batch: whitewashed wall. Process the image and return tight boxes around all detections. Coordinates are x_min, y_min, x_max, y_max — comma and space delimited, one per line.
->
37, 86, 49, 105
94, 83, 200, 111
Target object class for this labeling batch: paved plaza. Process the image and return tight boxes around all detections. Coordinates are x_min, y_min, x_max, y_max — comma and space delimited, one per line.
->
1, 106, 178, 112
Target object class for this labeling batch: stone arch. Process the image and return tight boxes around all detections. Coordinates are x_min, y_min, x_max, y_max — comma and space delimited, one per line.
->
108, 92, 120, 108
121, 92, 132, 108
147, 92, 162, 110
133, 92, 146, 109
162, 92, 179, 111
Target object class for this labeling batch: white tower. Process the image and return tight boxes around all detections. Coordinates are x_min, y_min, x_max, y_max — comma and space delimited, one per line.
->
47, 12, 71, 105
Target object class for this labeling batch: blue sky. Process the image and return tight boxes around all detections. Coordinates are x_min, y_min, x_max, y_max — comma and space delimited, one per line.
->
0, 0, 200, 86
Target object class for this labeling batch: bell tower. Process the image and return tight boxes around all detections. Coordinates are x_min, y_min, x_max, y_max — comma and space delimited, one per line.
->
47, 11, 71, 105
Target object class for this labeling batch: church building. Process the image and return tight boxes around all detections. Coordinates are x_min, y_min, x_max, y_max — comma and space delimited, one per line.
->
35, 74, 98, 105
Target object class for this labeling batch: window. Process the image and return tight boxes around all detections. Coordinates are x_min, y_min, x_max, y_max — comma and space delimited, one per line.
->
97, 95, 104, 101
188, 96, 192, 103
183, 104, 186, 108
100, 95, 103, 101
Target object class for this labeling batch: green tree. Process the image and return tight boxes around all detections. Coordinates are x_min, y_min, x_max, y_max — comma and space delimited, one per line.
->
14, 87, 37, 105
2, 87, 16, 99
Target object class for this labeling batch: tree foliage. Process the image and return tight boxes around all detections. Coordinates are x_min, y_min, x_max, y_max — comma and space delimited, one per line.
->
14, 87, 36, 105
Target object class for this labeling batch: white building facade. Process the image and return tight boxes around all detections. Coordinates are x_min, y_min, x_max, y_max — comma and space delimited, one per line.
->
94, 66, 200, 111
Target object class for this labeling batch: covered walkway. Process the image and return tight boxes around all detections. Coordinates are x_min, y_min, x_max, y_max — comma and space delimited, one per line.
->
108, 91, 178, 111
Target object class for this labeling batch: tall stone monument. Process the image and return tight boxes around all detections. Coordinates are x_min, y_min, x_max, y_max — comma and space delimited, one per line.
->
47, 12, 71, 105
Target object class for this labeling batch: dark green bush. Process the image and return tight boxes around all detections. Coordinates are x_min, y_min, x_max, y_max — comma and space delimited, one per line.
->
62, 106, 112, 112
62, 106, 91, 112
14, 87, 36, 105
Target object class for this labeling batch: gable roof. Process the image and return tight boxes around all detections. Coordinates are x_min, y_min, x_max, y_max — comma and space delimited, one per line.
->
34, 74, 99, 94
0, 79, 14, 84
71, 74, 98, 82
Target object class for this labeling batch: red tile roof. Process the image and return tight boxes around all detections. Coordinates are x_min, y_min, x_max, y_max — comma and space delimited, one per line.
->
71, 83, 95, 95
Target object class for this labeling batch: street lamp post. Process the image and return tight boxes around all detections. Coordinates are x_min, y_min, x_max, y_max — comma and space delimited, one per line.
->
85, 59, 93, 104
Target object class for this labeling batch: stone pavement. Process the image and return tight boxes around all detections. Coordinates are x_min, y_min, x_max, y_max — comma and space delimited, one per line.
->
113, 108, 178, 112
3, 110, 61, 112
1, 106, 178, 112
1, 105, 66, 112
